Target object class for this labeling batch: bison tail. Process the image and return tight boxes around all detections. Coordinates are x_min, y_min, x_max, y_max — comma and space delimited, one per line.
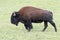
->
50, 12, 53, 19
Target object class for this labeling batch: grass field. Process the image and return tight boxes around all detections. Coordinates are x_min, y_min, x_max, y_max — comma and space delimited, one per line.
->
0, 0, 60, 40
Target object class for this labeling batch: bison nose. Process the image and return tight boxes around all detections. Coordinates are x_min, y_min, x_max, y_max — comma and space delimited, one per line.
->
11, 20, 13, 24
12, 23, 18, 26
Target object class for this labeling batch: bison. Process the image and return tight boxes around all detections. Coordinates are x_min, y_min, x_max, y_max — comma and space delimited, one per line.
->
11, 6, 57, 32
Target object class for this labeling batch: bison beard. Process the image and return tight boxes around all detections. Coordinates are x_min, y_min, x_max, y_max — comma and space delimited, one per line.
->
11, 6, 57, 32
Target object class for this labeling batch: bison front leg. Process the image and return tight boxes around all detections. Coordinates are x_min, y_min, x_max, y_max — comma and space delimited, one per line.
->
42, 21, 48, 32
24, 20, 33, 32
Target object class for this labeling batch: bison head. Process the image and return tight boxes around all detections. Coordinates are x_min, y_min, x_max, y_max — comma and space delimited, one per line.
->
11, 12, 20, 26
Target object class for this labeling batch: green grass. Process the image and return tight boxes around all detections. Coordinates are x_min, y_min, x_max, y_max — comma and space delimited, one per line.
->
0, 0, 60, 40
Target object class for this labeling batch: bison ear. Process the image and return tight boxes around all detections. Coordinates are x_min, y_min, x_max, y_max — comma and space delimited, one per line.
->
13, 12, 16, 16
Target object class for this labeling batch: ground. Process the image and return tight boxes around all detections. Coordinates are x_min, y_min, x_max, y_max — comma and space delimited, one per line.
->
0, 0, 60, 40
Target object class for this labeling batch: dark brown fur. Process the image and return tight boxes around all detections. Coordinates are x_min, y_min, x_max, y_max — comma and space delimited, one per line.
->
11, 6, 57, 32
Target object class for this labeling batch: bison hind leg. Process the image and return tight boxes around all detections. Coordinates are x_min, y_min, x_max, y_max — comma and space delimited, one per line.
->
48, 20, 57, 32
42, 21, 48, 32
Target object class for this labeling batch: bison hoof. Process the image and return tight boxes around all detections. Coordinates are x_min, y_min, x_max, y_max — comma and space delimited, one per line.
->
42, 30, 45, 32
55, 28, 57, 32
27, 28, 31, 32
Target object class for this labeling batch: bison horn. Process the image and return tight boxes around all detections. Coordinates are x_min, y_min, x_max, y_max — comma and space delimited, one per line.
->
13, 12, 16, 16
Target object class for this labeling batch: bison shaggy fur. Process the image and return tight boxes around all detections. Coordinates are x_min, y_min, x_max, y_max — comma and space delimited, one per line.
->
11, 6, 57, 32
